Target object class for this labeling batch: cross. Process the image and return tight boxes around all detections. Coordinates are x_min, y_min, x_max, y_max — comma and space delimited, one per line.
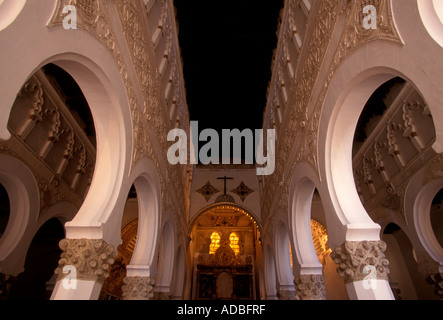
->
217, 176, 233, 195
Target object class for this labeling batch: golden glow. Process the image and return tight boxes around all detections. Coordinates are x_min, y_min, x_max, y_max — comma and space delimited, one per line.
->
209, 232, 221, 255
311, 219, 330, 258
229, 232, 240, 255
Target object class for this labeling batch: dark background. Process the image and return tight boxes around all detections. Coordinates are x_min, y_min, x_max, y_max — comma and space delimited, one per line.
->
174, 0, 284, 133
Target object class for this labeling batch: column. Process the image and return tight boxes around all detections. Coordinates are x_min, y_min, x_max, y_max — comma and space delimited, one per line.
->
330, 240, 394, 300
294, 274, 326, 300
277, 285, 298, 300
50, 239, 118, 300
417, 255, 443, 299
121, 265, 155, 300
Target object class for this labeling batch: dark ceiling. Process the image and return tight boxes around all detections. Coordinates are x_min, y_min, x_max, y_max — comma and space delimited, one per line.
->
173, 0, 284, 132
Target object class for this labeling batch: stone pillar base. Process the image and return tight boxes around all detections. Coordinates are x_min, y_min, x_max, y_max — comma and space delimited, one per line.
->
122, 276, 154, 300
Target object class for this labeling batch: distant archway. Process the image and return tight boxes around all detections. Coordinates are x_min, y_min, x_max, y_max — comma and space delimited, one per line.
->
189, 203, 262, 300
382, 223, 436, 300
430, 189, 443, 248
9, 218, 65, 300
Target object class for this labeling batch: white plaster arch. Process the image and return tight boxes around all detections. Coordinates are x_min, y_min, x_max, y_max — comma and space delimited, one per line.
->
0, 154, 39, 270
264, 243, 278, 300
408, 174, 443, 268
320, 69, 399, 245
0, 0, 26, 32
390, 0, 443, 153
372, 207, 409, 238
189, 202, 263, 234
288, 169, 323, 275
172, 244, 186, 299
155, 220, 176, 294
417, 0, 443, 48
0, 0, 133, 243
123, 158, 162, 279
318, 3, 443, 245
52, 56, 131, 243
274, 221, 295, 288
0, 200, 77, 276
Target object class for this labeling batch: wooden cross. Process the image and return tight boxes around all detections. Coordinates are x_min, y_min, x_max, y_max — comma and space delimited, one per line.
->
217, 176, 233, 195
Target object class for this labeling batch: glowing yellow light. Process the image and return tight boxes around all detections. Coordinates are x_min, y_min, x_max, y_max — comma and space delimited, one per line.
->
209, 232, 221, 255
229, 232, 240, 255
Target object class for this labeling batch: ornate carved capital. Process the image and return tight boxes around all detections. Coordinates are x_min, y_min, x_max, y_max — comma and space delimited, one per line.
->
294, 274, 326, 300
54, 239, 118, 284
0, 273, 16, 300
426, 273, 443, 299
330, 241, 390, 283
278, 289, 299, 301
121, 276, 155, 300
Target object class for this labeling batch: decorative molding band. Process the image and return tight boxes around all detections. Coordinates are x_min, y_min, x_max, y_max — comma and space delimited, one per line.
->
54, 238, 118, 284
121, 276, 155, 300
330, 241, 390, 284
294, 274, 326, 300
277, 289, 299, 301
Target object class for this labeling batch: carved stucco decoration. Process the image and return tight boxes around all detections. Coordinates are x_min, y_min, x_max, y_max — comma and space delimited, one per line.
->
277, 289, 298, 300
261, 0, 344, 224
196, 181, 220, 202
48, 0, 187, 222
0, 140, 83, 214
198, 245, 252, 267
48, 0, 120, 58
54, 238, 119, 283
121, 276, 155, 300
215, 193, 236, 204
330, 240, 390, 284
48, 1, 151, 166
261, 0, 402, 227
427, 273, 443, 299
231, 181, 254, 202
294, 274, 326, 300
311, 219, 330, 259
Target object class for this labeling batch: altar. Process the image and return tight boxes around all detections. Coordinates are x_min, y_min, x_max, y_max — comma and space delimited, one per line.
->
195, 244, 254, 300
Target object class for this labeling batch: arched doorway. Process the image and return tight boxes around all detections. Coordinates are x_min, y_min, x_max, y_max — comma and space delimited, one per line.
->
99, 185, 138, 300
8, 218, 65, 300
189, 203, 262, 300
430, 188, 443, 248
382, 223, 438, 300
0, 183, 10, 238
0, 61, 99, 299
